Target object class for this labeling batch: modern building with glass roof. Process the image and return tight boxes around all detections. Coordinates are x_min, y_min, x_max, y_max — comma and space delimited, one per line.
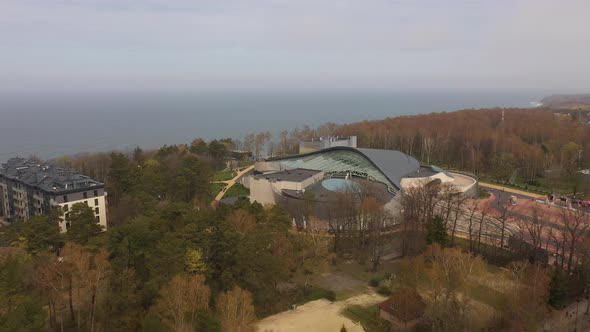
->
245, 145, 478, 223
260, 146, 421, 195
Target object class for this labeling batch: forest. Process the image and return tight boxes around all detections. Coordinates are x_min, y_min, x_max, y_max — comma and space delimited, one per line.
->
0, 143, 332, 331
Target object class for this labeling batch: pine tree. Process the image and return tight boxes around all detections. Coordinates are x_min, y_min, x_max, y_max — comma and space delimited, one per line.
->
427, 215, 448, 246
549, 270, 567, 308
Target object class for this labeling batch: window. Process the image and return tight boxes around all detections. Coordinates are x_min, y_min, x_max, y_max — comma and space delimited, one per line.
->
83, 192, 88, 199
63, 195, 68, 202
94, 199, 99, 206
65, 212, 69, 219
95, 207, 99, 214
63, 204, 69, 212
94, 190, 98, 197
96, 216, 100, 223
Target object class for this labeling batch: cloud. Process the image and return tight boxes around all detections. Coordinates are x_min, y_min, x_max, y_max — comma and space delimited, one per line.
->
0, 0, 588, 91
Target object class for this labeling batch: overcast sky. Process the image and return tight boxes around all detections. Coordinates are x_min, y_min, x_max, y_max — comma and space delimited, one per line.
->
1, 0, 589, 93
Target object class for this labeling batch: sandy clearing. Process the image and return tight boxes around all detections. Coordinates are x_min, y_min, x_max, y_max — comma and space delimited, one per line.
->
256, 291, 386, 332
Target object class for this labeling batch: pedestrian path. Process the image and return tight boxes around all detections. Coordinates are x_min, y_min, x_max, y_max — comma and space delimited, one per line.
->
212, 165, 254, 205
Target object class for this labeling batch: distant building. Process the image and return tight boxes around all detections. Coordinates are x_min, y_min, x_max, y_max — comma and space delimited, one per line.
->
227, 150, 253, 161
299, 136, 357, 154
0, 158, 108, 232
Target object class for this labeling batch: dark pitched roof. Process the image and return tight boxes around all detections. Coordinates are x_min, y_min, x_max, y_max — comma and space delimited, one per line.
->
379, 289, 426, 323
0, 158, 103, 194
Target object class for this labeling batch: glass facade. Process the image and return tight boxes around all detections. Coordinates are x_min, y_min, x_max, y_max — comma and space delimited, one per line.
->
272, 149, 397, 193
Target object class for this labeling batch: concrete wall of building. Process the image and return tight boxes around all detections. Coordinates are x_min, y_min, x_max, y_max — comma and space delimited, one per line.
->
379, 310, 418, 330
300, 171, 324, 188
254, 161, 281, 173
379, 309, 394, 323
0, 183, 8, 219
249, 177, 277, 206
248, 171, 324, 206
460, 180, 479, 198
400, 173, 454, 189
400, 172, 478, 197
55, 194, 108, 233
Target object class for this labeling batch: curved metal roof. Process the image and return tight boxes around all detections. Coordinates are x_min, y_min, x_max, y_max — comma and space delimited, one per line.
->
268, 146, 420, 191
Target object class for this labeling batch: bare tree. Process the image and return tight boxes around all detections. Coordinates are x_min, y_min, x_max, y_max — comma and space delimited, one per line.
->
278, 130, 290, 156
360, 196, 390, 271
560, 208, 590, 273
34, 256, 68, 330
446, 188, 466, 247
156, 274, 210, 332
494, 197, 513, 250
550, 226, 567, 271
422, 136, 435, 165
254, 131, 271, 159
243, 133, 255, 155
298, 218, 334, 293
215, 286, 256, 332
513, 202, 551, 263
401, 182, 440, 256
465, 200, 480, 252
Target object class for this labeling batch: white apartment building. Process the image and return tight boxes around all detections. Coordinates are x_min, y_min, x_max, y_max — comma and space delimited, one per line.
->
0, 158, 108, 232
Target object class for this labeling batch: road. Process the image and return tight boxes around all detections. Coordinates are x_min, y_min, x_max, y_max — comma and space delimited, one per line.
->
479, 182, 544, 199
211, 165, 254, 206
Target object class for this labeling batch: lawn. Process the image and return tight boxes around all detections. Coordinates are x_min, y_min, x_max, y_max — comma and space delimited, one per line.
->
237, 161, 254, 168
209, 183, 225, 197
222, 183, 250, 198
342, 304, 387, 332
468, 283, 508, 310
211, 169, 236, 181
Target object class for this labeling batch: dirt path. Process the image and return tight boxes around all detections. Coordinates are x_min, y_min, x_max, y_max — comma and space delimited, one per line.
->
256, 291, 386, 332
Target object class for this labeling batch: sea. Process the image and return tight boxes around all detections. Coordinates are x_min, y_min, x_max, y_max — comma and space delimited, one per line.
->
0, 89, 548, 162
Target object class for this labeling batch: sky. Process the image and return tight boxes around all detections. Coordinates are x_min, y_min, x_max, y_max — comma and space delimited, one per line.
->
1, 0, 589, 93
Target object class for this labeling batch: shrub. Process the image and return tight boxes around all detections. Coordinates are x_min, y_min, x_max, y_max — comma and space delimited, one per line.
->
478, 187, 490, 199
527, 179, 540, 186
369, 275, 381, 287
323, 290, 336, 302
377, 286, 392, 296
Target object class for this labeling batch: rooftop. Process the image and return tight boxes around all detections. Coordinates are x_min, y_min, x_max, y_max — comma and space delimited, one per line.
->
0, 157, 103, 194
379, 288, 426, 323
268, 146, 420, 191
300, 136, 355, 142
257, 168, 321, 183
405, 165, 453, 179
